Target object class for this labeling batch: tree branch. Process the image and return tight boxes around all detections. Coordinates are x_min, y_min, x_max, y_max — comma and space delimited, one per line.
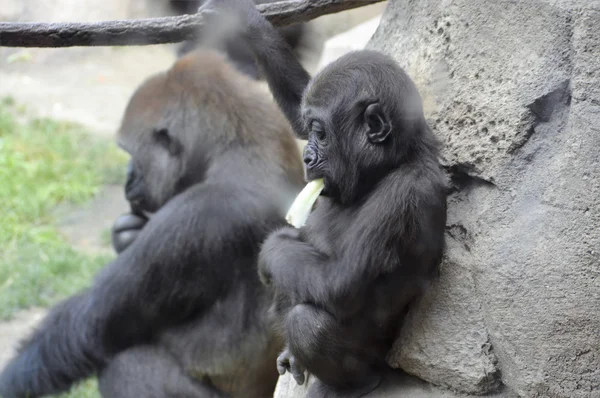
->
0, 0, 385, 48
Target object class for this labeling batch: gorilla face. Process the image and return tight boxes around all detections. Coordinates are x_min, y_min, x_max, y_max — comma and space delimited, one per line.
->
301, 120, 327, 183
122, 127, 184, 214
117, 75, 191, 214
301, 51, 425, 205
301, 100, 394, 205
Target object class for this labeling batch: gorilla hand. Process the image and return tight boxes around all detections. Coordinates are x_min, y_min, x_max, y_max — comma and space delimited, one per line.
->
257, 227, 301, 286
277, 346, 306, 385
111, 212, 148, 254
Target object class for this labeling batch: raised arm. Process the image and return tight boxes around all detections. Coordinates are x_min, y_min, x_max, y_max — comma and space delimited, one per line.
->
201, 0, 311, 138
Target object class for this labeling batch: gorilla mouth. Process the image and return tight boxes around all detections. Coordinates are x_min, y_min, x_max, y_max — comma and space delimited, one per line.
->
305, 176, 328, 196
314, 176, 332, 197
319, 181, 332, 197
129, 198, 147, 214
316, 177, 338, 199
286, 178, 324, 228
305, 168, 324, 184
305, 173, 332, 197
129, 197, 158, 217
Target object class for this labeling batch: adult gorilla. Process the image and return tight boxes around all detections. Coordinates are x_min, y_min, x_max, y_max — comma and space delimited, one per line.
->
0, 49, 305, 398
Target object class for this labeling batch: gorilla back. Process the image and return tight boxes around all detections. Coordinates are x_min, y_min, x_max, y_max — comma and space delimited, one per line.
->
0, 49, 304, 398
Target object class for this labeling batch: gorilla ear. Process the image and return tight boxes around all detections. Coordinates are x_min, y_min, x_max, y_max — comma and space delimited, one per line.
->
364, 103, 392, 144
153, 128, 182, 156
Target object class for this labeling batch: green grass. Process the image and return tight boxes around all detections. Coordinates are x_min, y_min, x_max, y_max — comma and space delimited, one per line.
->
0, 96, 128, 320
55, 379, 100, 398
0, 96, 130, 397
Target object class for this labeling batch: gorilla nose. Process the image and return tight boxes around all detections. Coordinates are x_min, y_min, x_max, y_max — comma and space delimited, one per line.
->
303, 148, 317, 167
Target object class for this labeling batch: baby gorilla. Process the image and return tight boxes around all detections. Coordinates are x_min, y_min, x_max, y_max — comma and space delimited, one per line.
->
201, 1, 448, 397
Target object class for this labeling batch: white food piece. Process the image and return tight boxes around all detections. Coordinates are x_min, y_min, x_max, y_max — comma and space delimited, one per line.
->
285, 179, 325, 228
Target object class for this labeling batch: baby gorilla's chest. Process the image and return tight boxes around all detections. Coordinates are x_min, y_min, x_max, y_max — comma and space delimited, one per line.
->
305, 205, 355, 256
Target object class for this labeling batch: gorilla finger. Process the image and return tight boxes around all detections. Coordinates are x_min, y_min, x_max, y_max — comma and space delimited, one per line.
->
277, 361, 288, 376
277, 351, 291, 375
289, 356, 305, 385
112, 213, 147, 233
291, 368, 305, 386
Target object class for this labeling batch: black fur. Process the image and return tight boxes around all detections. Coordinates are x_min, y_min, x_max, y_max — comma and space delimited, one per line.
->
201, 2, 448, 397
0, 50, 304, 398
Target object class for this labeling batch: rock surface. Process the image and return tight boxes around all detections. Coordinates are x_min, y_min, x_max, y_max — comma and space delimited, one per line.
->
273, 370, 517, 398
315, 15, 382, 71
367, 0, 600, 397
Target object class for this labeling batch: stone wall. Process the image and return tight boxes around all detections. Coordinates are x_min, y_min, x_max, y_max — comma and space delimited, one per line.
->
373, 1, 600, 396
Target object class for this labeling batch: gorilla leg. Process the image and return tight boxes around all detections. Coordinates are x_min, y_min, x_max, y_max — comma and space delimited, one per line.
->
285, 305, 382, 398
98, 346, 226, 398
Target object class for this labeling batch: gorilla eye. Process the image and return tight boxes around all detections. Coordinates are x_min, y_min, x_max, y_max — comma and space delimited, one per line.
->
153, 128, 171, 148
312, 121, 326, 141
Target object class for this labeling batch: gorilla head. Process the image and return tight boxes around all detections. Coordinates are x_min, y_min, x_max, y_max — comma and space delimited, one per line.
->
302, 51, 427, 204
118, 52, 304, 215
118, 70, 207, 213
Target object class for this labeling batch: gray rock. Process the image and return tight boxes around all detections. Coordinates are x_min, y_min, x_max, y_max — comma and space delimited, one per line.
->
388, 235, 500, 394
368, 0, 600, 396
315, 16, 382, 72
299, 2, 388, 75
273, 370, 517, 398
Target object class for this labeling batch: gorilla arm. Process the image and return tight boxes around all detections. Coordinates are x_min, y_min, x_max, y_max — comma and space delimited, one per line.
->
202, 0, 310, 138
259, 172, 446, 312
0, 192, 230, 398
259, 224, 384, 312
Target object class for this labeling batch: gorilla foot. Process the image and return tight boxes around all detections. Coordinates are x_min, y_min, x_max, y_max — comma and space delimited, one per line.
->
307, 374, 382, 398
